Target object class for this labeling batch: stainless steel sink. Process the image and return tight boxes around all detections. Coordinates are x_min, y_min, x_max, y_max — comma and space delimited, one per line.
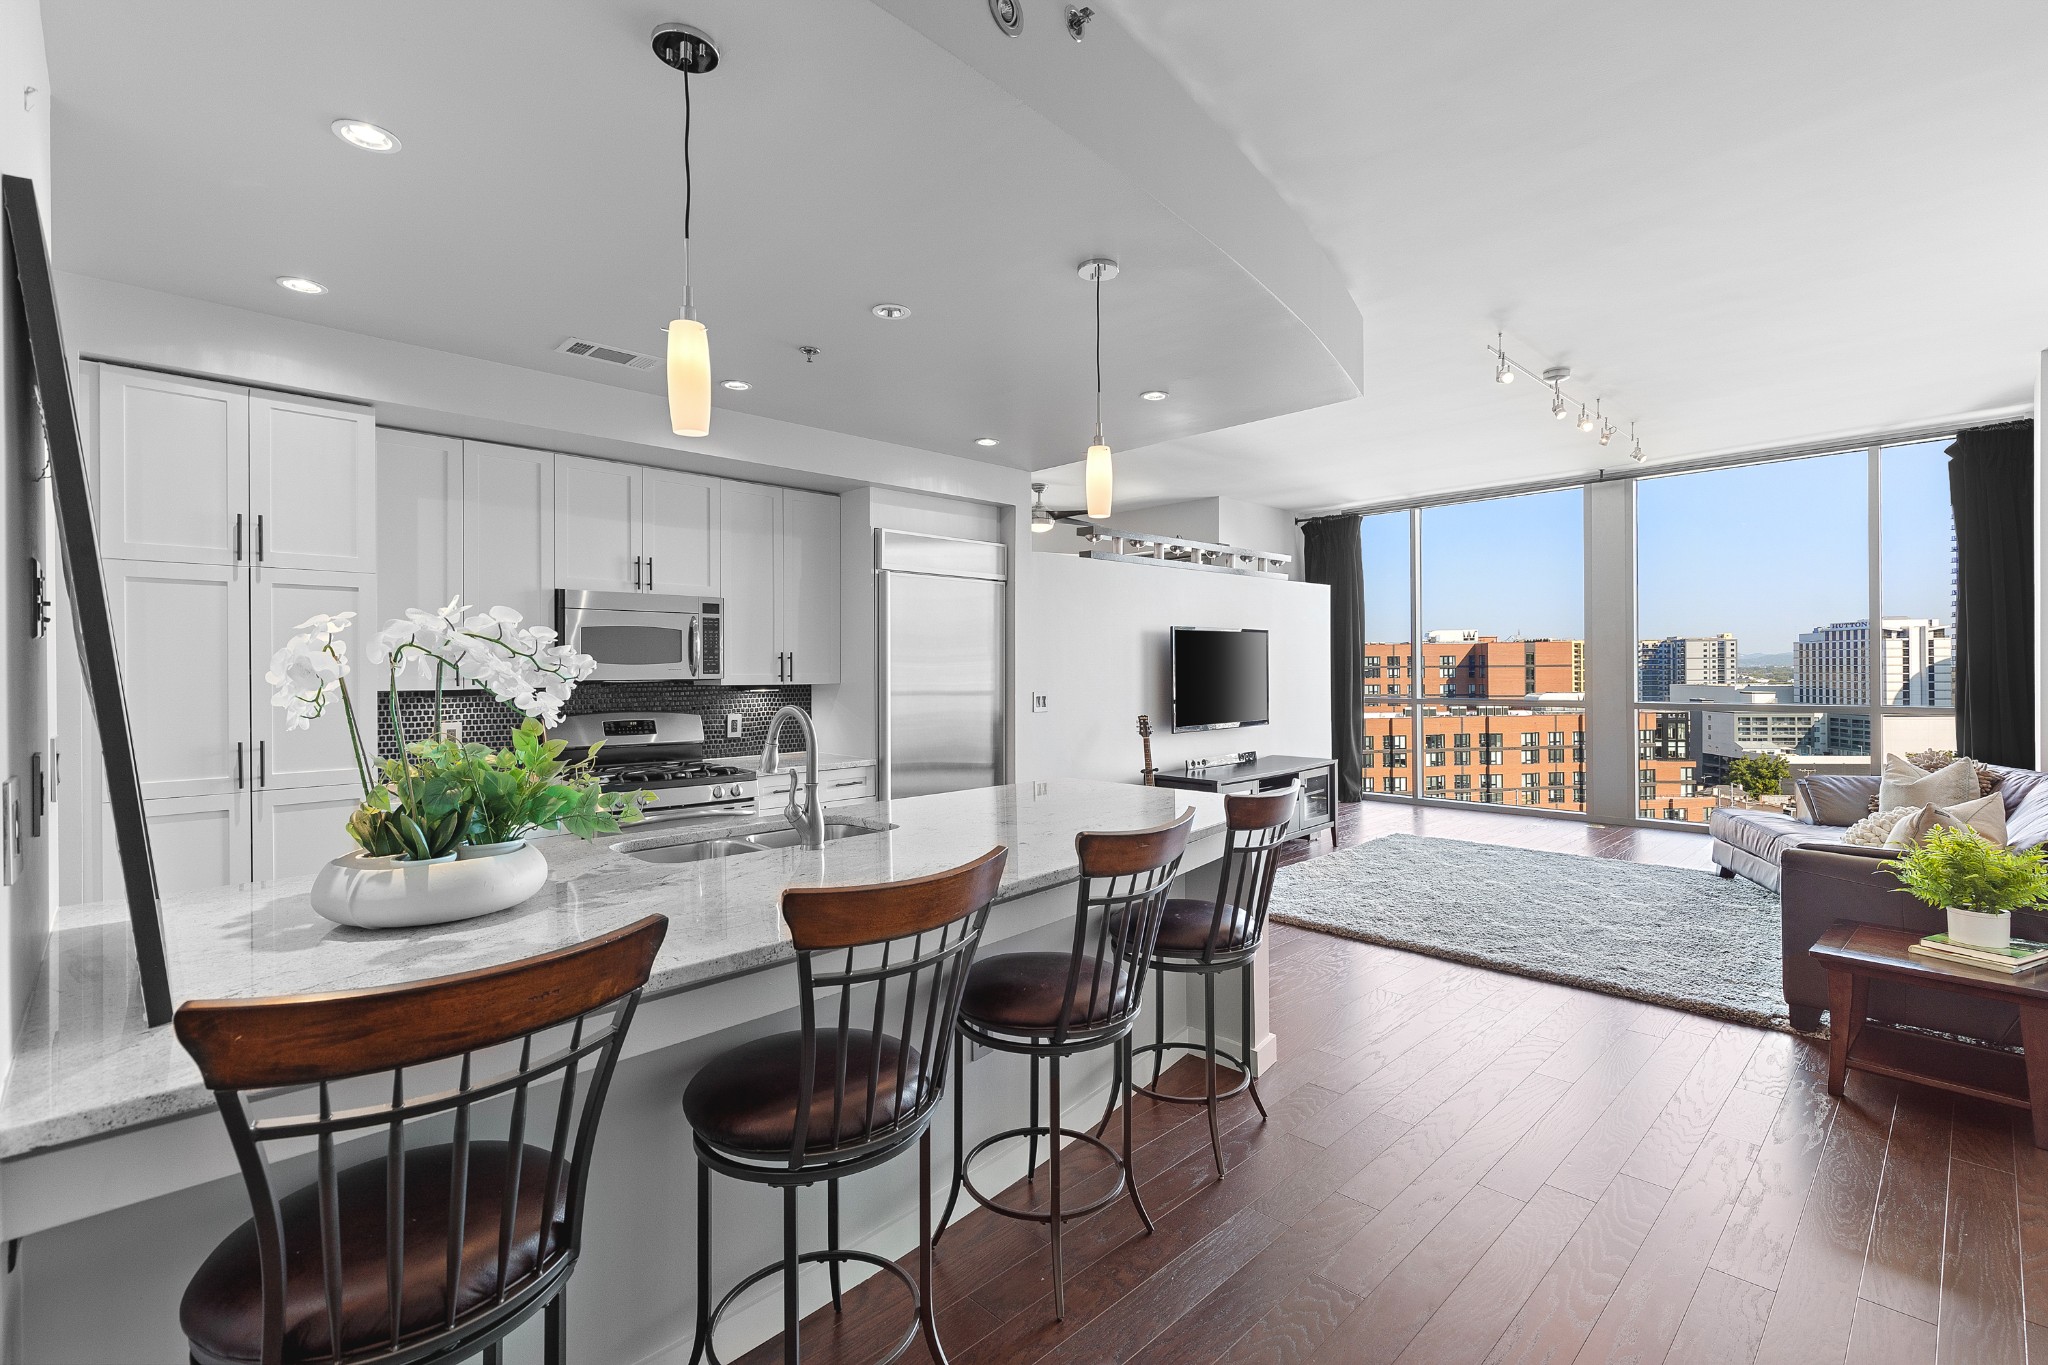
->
622, 838, 766, 865
742, 821, 894, 850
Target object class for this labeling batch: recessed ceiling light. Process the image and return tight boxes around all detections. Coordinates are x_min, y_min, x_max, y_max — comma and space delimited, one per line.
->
871, 303, 911, 320
275, 276, 327, 294
1139, 389, 1168, 401
721, 380, 751, 391
975, 437, 1000, 447
330, 119, 401, 153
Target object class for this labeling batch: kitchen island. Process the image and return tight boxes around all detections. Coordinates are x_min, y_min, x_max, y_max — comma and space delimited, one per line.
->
3, 779, 1259, 1364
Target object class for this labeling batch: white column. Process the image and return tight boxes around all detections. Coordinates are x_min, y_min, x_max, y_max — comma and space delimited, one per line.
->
1584, 480, 1638, 824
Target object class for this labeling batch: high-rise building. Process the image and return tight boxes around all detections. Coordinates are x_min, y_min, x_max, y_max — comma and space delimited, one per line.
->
1793, 618, 1953, 707
1636, 634, 1738, 701
1362, 634, 1583, 700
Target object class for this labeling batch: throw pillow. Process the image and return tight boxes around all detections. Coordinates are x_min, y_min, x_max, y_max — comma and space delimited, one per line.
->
1902, 747, 2003, 798
1842, 806, 1913, 846
1876, 754, 1979, 813
1794, 774, 1882, 827
1884, 792, 2008, 849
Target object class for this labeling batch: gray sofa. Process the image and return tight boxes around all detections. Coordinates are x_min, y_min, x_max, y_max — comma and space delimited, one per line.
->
1713, 763, 2048, 1039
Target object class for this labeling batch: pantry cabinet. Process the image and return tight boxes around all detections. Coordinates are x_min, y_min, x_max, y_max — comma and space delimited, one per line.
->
251, 568, 378, 789
103, 559, 250, 802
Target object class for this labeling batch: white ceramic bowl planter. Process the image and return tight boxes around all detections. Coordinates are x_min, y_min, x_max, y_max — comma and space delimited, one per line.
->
310, 840, 549, 929
1947, 905, 2013, 951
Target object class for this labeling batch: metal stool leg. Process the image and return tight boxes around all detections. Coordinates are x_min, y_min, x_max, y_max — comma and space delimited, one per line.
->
544, 1287, 567, 1365
828, 1178, 844, 1310
688, 1156, 711, 1365
483, 1345, 503, 1365
1242, 959, 1268, 1120
782, 1186, 801, 1365
1092, 1036, 1120, 1139
920, 1128, 950, 1365
1048, 1053, 1065, 1321
1204, 973, 1225, 1178
1151, 965, 1166, 1086
935, 1043, 966, 1245
1027, 1054, 1040, 1180
1123, 1033, 1154, 1234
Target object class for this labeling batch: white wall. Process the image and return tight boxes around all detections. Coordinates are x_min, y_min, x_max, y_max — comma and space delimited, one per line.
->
2037, 348, 2048, 770
0, 0, 52, 1350
1016, 553, 1329, 783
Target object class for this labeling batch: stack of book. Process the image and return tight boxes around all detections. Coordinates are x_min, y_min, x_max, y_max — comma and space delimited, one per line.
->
1909, 934, 2048, 974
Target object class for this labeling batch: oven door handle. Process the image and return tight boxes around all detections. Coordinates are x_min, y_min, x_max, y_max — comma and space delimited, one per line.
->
688, 616, 702, 675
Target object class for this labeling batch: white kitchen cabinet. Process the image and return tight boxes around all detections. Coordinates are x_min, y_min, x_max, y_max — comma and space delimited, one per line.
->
249, 392, 377, 574
642, 468, 720, 596
717, 481, 780, 684
756, 765, 876, 809
375, 429, 465, 639
103, 795, 252, 897
94, 365, 248, 566
554, 453, 639, 591
252, 784, 362, 881
252, 569, 377, 790
104, 560, 251, 801
465, 442, 557, 630
717, 484, 840, 684
93, 364, 374, 572
779, 488, 841, 684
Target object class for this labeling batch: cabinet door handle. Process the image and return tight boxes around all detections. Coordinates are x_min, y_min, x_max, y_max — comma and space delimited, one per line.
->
235, 742, 245, 790
633, 555, 642, 589
233, 513, 244, 562
255, 514, 265, 562
257, 741, 267, 788
646, 557, 654, 590
787, 650, 795, 681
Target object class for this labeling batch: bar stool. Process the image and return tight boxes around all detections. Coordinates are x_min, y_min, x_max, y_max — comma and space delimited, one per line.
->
682, 847, 1009, 1365
935, 809, 1195, 1321
1112, 789, 1293, 1178
173, 915, 669, 1365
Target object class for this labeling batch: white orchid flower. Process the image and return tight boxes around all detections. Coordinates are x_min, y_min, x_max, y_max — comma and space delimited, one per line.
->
265, 613, 355, 731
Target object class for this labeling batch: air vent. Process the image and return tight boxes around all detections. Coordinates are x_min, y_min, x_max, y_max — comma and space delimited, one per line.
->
556, 337, 661, 371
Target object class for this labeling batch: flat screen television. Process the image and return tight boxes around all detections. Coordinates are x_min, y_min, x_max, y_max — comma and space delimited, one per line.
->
1170, 627, 1270, 732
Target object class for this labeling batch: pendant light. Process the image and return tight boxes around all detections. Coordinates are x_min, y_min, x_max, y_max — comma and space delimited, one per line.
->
1080, 257, 1119, 518
653, 24, 720, 438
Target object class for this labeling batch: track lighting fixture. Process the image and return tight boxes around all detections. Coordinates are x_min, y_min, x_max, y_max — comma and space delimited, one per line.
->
1031, 483, 1055, 533
653, 23, 720, 439
1489, 341, 1644, 462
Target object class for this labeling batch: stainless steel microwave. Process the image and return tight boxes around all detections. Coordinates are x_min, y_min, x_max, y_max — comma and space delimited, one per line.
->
554, 590, 723, 682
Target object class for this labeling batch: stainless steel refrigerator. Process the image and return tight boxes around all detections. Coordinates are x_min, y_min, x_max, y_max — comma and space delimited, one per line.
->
876, 530, 1007, 799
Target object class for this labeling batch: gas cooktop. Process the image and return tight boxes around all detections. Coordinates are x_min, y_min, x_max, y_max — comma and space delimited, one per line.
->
553, 712, 757, 818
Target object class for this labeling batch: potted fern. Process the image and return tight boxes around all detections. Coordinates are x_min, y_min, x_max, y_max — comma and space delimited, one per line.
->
1885, 824, 2048, 950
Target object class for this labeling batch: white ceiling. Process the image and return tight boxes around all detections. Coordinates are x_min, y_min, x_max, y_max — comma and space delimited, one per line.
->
1032, 0, 2048, 514
40, 1, 1357, 477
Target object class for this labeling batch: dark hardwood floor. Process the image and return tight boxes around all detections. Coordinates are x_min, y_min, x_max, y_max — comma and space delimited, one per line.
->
733, 802, 2041, 1364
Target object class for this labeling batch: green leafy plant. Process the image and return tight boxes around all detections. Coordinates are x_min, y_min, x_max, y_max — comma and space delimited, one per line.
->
346, 741, 475, 861
454, 719, 650, 844
1886, 824, 2048, 915
1726, 752, 1792, 801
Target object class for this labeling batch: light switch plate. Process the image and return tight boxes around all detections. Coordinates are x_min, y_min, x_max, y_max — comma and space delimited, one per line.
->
439, 720, 463, 743
726, 713, 742, 739
1031, 692, 1050, 713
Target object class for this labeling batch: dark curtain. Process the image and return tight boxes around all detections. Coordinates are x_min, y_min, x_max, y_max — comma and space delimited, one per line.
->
1302, 514, 1366, 800
1947, 420, 2034, 765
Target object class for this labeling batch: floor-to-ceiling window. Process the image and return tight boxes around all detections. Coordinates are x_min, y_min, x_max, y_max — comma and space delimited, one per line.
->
1635, 440, 1955, 824
1359, 489, 1588, 811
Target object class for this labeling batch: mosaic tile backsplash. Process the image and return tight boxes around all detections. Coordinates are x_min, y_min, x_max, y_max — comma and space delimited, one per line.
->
377, 681, 814, 759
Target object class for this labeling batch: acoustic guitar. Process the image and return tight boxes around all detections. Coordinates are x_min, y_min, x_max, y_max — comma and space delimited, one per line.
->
1137, 714, 1155, 786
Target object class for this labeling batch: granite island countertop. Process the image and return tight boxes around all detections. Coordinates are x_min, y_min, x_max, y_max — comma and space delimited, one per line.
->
0, 780, 1222, 1161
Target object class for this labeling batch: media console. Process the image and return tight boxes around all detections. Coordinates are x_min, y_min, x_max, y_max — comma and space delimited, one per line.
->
1152, 753, 1337, 843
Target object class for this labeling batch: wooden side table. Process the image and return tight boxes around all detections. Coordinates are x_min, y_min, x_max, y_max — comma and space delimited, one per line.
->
1810, 920, 2048, 1148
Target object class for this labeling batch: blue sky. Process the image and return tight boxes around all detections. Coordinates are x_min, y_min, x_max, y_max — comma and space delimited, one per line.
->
1361, 440, 1956, 656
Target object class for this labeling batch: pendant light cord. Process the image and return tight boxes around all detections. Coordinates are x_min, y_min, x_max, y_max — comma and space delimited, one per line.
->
682, 69, 694, 309
1093, 270, 1103, 443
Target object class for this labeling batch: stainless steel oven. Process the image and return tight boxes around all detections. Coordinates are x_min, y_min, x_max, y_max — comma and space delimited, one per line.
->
554, 590, 723, 682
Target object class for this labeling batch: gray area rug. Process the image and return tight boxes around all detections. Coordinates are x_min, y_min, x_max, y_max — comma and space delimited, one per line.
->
1271, 834, 1788, 1028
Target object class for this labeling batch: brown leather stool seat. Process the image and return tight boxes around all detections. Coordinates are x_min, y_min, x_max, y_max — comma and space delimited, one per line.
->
683, 1031, 926, 1154
180, 1142, 566, 1364
959, 952, 1139, 1034
1152, 899, 1254, 956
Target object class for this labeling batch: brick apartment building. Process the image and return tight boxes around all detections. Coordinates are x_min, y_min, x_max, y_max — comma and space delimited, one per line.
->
1359, 634, 1716, 823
